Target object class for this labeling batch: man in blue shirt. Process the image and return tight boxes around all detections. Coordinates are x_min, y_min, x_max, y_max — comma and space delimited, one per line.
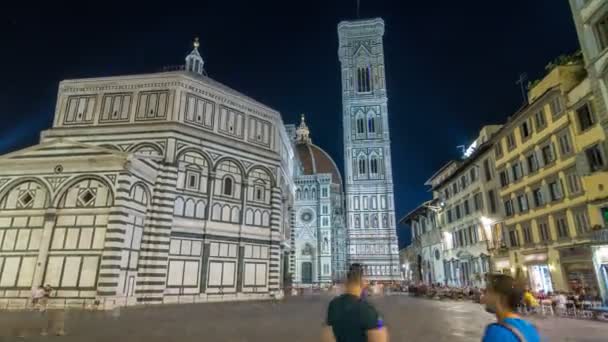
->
482, 274, 540, 342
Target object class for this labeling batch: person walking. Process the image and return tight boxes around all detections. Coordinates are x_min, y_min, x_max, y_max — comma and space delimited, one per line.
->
31, 286, 44, 309
481, 274, 540, 342
40, 285, 66, 336
321, 263, 388, 342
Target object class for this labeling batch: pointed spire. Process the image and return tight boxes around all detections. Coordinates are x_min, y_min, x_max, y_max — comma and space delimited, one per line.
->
296, 113, 311, 144
185, 37, 204, 75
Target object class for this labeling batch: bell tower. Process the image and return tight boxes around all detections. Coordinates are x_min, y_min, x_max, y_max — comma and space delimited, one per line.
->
338, 18, 399, 280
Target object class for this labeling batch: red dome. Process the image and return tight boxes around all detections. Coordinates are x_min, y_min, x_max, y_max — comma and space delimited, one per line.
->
295, 142, 343, 188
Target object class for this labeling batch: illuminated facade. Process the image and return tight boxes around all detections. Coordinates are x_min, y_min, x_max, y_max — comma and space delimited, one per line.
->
0, 41, 295, 308
400, 200, 445, 285
289, 116, 348, 286
426, 126, 502, 288
492, 64, 608, 298
338, 18, 400, 281
569, 0, 608, 301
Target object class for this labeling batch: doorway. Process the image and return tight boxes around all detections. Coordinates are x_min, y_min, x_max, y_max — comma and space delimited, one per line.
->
301, 262, 313, 284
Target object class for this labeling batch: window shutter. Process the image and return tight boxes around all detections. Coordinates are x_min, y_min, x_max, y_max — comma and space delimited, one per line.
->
536, 149, 545, 168
575, 152, 591, 176
541, 183, 551, 204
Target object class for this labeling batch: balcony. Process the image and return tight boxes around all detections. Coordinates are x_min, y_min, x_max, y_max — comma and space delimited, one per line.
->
580, 227, 608, 244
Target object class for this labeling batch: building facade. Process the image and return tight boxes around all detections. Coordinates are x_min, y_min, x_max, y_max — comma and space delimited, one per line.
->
289, 116, 347, 286
338, 18, 400, 280
427, 126, 502, 288
400, 201, 444, 285
569, 0, 608, 122
569, 0, 608, 301
399, 244, 417, 282
0, 42, 295, 308
492, 64, 608, 298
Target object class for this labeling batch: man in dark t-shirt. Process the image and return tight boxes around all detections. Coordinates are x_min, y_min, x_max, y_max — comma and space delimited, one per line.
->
321, 264, 388, 342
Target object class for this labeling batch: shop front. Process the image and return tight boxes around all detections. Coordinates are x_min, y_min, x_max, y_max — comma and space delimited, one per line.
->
559, 246, 599, 296
528, 264, 553, 293
522, 252, 553, 294
592, 243, 608, 303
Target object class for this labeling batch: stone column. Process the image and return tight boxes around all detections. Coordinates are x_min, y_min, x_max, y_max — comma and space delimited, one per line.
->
135, 164, 178, 304
268, 187, 282, 293
200, 243, 211, 293
204, 172, 216, 225
237, 246, 245, 293
31, 211, 57, 289
239, 178, 249, 225
96, 172, 137, 302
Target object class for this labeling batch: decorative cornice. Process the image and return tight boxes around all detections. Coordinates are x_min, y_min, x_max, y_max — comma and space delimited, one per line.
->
60, 76, 279, 122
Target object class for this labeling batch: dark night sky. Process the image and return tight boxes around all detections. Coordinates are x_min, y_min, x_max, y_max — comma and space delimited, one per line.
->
0, 1, 579, 247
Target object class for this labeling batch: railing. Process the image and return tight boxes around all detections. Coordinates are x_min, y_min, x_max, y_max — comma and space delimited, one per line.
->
586, 228, 608, 243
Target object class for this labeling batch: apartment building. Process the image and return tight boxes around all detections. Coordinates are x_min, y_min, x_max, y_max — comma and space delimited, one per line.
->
492, 63, 608, 299
400, 200, 444, 285
426, 126, 502, 287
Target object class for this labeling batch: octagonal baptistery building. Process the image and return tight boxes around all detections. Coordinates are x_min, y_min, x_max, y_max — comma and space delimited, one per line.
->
288, 116, 348, 286
0, 40, 296, 308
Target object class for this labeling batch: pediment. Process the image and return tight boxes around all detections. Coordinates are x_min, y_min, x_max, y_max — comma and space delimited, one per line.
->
354, 44, 371, 58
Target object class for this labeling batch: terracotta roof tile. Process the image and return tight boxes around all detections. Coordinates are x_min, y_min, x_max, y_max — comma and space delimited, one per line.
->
295, 142, 342, 187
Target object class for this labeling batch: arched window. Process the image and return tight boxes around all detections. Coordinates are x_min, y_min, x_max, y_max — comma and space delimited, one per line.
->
357, 117, 365, 134
370, 156, 379, 175
223, 177, 233, 196
311, 188, 316, 200
358, 158, 367, 175
296, 189, 301, 200
195, 201, 205, 219
174, 197, 185, 216
368, 116, 375, 133
130, 184, 149, 205
357, 66, 372, 92
185, 199, 195, 217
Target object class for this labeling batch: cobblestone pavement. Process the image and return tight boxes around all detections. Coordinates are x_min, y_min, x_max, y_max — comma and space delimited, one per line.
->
1, 294, 607, 341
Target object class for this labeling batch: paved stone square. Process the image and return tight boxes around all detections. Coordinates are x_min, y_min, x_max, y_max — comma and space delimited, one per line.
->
1, 295, 607, 341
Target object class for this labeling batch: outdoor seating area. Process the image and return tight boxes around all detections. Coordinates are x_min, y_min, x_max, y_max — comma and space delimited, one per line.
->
405, 282, 608, 322
407, 283, 482, 302
524, 297, 608, 321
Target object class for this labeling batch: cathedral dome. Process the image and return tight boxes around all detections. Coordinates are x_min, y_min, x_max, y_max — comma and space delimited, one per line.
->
294, 115, 342, 188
